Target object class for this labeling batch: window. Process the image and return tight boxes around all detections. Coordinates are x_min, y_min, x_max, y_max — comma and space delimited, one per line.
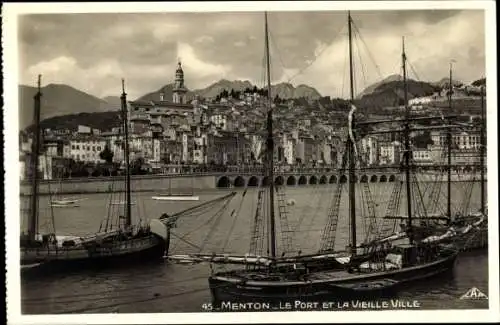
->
92, 146, 95, 151
71, 145, 75, 149
76, 145, 80, 150
97, 146, 101, 151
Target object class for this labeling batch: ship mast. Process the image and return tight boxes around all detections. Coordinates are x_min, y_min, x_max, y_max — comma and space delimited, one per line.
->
402, 37, 413, 244
347, 11, 357, 255
28, 75, 42, 241
121, 79, 132, 228
447, 62, 453, 221
480, 85, 485, 213
264, 11, 277, 259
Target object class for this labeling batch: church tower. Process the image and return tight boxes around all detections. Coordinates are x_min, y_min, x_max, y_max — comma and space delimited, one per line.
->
173, 60, 187, 104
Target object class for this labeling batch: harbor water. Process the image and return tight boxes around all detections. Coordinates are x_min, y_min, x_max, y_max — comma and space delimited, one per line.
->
20, 182, 489, 313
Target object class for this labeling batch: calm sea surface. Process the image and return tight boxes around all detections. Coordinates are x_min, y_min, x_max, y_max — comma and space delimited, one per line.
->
20, 182, 489, 313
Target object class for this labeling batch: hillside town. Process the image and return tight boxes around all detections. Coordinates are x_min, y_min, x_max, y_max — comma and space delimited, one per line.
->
19, 61, 484, 180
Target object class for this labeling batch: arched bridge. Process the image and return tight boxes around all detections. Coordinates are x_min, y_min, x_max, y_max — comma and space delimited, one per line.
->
215, 171, 400, 188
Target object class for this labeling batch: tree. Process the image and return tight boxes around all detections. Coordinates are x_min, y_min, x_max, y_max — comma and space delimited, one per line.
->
412, 131, 434, 149
130, 157, 145, 175
99, 145, 114, 163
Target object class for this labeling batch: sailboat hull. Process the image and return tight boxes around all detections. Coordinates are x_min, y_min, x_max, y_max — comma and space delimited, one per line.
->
208, 250, 457, 308
21, 234, 166, 275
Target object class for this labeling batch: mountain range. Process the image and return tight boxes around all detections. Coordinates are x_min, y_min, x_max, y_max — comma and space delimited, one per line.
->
18, 76, 485, 130
137, 79, 322, 102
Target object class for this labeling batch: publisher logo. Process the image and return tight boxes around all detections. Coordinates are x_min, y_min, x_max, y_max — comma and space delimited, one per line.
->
460, 287, 488, 300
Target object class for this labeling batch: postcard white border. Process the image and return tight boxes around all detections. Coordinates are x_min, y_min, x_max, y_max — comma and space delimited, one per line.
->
4, 1, 499, 324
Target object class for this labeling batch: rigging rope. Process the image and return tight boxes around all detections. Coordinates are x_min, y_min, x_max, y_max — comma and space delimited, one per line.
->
341, 31, 349, 98
286, 24, 347, 85
293, 181, 324, 233
44, 155, 57, 235
170, 231, 203, 251
268, 29, 291, 83
299, 185, 330, 253
222, 190, 247, 252
351, 20, 384, 82
259, 190, 268, 256
353, 29, 368, 91
358, 175, 368, 241
461, 175, 476, 215
169, 198, 233, 253
198, 199, 233, 253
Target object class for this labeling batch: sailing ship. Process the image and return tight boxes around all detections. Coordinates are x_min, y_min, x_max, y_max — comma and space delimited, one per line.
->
50, 197, 82, 208
20, 77, 234, 273
169, 12, 459, 306
49, 166, 85, 207
392, 66, 487, 251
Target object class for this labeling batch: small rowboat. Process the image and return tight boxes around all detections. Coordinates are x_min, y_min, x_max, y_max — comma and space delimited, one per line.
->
152, 195, 200, 201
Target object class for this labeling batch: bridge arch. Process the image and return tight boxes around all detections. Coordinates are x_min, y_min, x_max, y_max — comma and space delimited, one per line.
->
234, 176, 245, 187
340, 175, 347, 183
388, 175, 396, 182
329, 175, 337, 184
217, 176, 230, 188
370, 175, 378, 182
286, 176, 296, 186
261, 176, 270, 187
247, 176, 259, 187
309, 175, 318, 185
380, 175, 387, 182
275, 176, 284, 186
298, 175, 307, 185
319, 175, 327, 184
360, 175, 368, 183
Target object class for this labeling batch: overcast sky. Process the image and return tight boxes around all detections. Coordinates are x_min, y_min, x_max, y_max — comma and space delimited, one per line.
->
18, 9, 485, 100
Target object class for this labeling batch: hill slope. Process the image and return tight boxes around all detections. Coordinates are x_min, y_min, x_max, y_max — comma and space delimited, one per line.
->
19, 84, 116, 130
356, 79, 439, 110
357, 74, 403, 99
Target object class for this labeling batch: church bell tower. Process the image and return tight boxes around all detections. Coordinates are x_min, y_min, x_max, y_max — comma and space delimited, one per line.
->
173, 60, 187, 104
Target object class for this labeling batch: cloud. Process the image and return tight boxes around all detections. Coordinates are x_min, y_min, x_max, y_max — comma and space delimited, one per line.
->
24, 55, 176, 99
194, 35, 214, 44
234, 41, 246, 47
27, 56, 79, 76
18, 10, 485, 99
278, 10, 485, 97
177, 42, 231, 87
151, 23, 181, 40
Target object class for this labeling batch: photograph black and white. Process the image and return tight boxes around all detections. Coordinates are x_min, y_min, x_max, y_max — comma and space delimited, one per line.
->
4, 1, 499, 324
